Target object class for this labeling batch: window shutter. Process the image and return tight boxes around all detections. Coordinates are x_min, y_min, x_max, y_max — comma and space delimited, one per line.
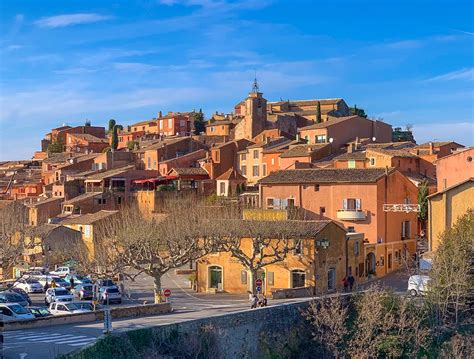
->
355, 198, 361, 210
281, 198, 288, 209
267, 272, 274, 286
342, 199, 348, 210
241, 270, 247, 285
274, 198, 281, 209
401, 221, 406, 237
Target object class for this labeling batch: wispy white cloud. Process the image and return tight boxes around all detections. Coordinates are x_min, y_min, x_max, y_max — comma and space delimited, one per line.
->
113, 62, 160, 72
425, 68, 473, 82
385, 39, 422, 50
35, 13, 113, 28
54, 67, 98, 75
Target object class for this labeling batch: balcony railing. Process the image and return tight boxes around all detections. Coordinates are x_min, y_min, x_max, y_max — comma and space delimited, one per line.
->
336, 209, 366, 221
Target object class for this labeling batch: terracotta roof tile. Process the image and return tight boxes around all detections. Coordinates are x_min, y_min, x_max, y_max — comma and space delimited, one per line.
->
259, 168, 393, 184
299, 115, 359, 131
280, 144, 329, 158
59, 210, 118, 225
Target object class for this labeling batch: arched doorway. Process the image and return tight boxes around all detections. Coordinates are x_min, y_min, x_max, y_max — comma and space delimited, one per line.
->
366, 252, 376, 276
208, 266, 223, 291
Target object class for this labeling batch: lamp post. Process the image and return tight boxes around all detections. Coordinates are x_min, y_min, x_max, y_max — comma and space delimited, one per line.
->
314, 238, 330, 296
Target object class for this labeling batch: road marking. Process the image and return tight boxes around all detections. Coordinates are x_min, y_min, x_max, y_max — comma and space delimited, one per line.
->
27, 335, 76, 342
165, 273, 207, 302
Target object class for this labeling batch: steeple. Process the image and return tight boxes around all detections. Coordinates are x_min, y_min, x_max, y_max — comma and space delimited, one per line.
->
251, 74, 259, 93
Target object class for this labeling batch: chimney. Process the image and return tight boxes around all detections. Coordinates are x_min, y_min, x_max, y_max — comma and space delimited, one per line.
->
347, 143, 354, 153
159, 111, 162, 119
429, 141, 434, 155
355, 137, 359, 150
296, 133, 300, 141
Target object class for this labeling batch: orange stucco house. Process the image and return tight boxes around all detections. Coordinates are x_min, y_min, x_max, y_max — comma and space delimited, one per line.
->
258, 168, 419, 280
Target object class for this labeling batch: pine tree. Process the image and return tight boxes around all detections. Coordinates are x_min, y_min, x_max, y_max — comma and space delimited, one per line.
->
316, 101, 322, 123
108, 119, 116, 132
193, 109, 205, 135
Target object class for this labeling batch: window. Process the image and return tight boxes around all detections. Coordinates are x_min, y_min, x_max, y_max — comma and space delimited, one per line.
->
180, 120, 185, 127
327, 268, 336, 290
388, 253, 392, 269
168, 119, 173, 128
343, 198, 361, 210
241, 165, 247, 176
316, 135, 327, 143
401, 221, 411, 239
314, 184, 320, 191
117, 197, 122, 204
262, 164, 267, 176
78, 226, 83, 233
291, 270, 305, 288
271, 158, 275, 165
252, 165, 259, 177
267, 272, 274, 286
347, 226, 355, 233
354, 241, 360, 256
348, 160, 356, 169
241, 153, 246, 161
147, 157, 151, 169
370, 157, 376, 166
304, 135, 309, 143
253, 150, 259, 159
219, 182, 226, 195
267, 198, 274, 209
240, 270, 247, 285
210, 127, 215, 133
320, 207, 326, 214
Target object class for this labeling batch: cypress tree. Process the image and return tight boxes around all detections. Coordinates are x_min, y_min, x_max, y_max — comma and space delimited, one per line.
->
316, 101, 322, 123
111, 124, 123, 150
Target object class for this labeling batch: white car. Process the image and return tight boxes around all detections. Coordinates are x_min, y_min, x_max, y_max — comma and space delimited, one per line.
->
0, 303, 35, 321
408, 275, 431, 296
50, 267, 73, 278
49, 302, 91, 316
34, 275, 63, 289
44, 288, 74, 304
13, 278, 43, 293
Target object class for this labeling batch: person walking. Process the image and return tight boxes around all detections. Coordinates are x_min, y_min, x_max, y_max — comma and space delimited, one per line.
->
69, 277, 75, 290
348, 274, 355, 292
259, 295, 267, 307
250, 294, 258, 309
342, 277, 349, 292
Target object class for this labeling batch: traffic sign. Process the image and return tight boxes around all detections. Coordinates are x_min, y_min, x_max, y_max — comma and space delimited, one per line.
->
256, 286, 262, 292
163, 288, 172, 297
255, 278, 263, 286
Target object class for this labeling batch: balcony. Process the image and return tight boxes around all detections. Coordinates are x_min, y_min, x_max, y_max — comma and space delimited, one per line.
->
336, 209, 366, 221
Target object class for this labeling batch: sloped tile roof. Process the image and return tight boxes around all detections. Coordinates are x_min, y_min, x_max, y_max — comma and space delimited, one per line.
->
59, 210, 118, 225
259, 168, 393, 184
299, 115, 359, 131
280, 144, 329, 158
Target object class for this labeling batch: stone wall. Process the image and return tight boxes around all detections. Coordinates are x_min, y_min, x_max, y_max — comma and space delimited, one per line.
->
66, 300, 317, 359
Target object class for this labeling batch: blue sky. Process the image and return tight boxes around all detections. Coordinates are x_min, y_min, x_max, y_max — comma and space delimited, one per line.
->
0, 0, 473, 160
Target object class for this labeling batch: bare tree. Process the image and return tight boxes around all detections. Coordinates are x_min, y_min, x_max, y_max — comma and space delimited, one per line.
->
427, 209, 473, 329
212, 219, 326, 294
90, 199, 212, 303
304, 294, 349, 358
0, 201, 28, 276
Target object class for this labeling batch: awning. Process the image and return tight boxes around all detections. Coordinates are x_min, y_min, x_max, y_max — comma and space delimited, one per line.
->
132, 176, 178, 184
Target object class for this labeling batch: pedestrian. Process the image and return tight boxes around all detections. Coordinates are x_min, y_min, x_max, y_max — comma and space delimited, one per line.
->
70, 277, 75, 289
250, 294, 258, 309
348, 274, 355, 292
44, 280, 49, 291
259, 295, 267, 307
342, 277, 349, 292
51, 279, 57, 288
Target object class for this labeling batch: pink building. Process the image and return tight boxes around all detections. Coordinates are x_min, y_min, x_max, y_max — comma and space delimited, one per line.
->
435, 147, 474, 191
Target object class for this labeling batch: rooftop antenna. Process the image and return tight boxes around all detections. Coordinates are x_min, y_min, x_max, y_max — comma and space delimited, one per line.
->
251, 71, 259, 93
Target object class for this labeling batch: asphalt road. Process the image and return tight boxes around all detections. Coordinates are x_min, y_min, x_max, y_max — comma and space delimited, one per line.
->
1, 271, 253, 359
1, 270, 411, 359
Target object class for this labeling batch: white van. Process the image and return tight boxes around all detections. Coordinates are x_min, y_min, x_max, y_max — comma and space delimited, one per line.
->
50, 267, 72, 278
408, 275, 431, 296
0, 303, 35, 321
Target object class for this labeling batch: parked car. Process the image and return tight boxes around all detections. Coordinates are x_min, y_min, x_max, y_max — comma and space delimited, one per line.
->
49, 302, 91, 316
0, 303, 35, 321
64, 274, 92, 285
29, 306, 51, 318
408, 275, 431, 296
71, 284, 94, 300
28, 266, 48, 274
44, 288, 74, 304
8, 287, 32, 306
99, 286, 122, 304
13, 278, 44, 293
96, 279, 116, 288
0, 290, 29, 307
53, 277, 72, 289
34, 275, 70, 290
50, 266, 73, 278
74, 301, 101, 311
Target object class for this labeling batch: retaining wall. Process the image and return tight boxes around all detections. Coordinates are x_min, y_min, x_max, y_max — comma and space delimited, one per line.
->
3, 303, 172, 331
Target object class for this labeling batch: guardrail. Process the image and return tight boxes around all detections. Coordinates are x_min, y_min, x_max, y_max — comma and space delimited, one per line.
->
3, 302, 172, 331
